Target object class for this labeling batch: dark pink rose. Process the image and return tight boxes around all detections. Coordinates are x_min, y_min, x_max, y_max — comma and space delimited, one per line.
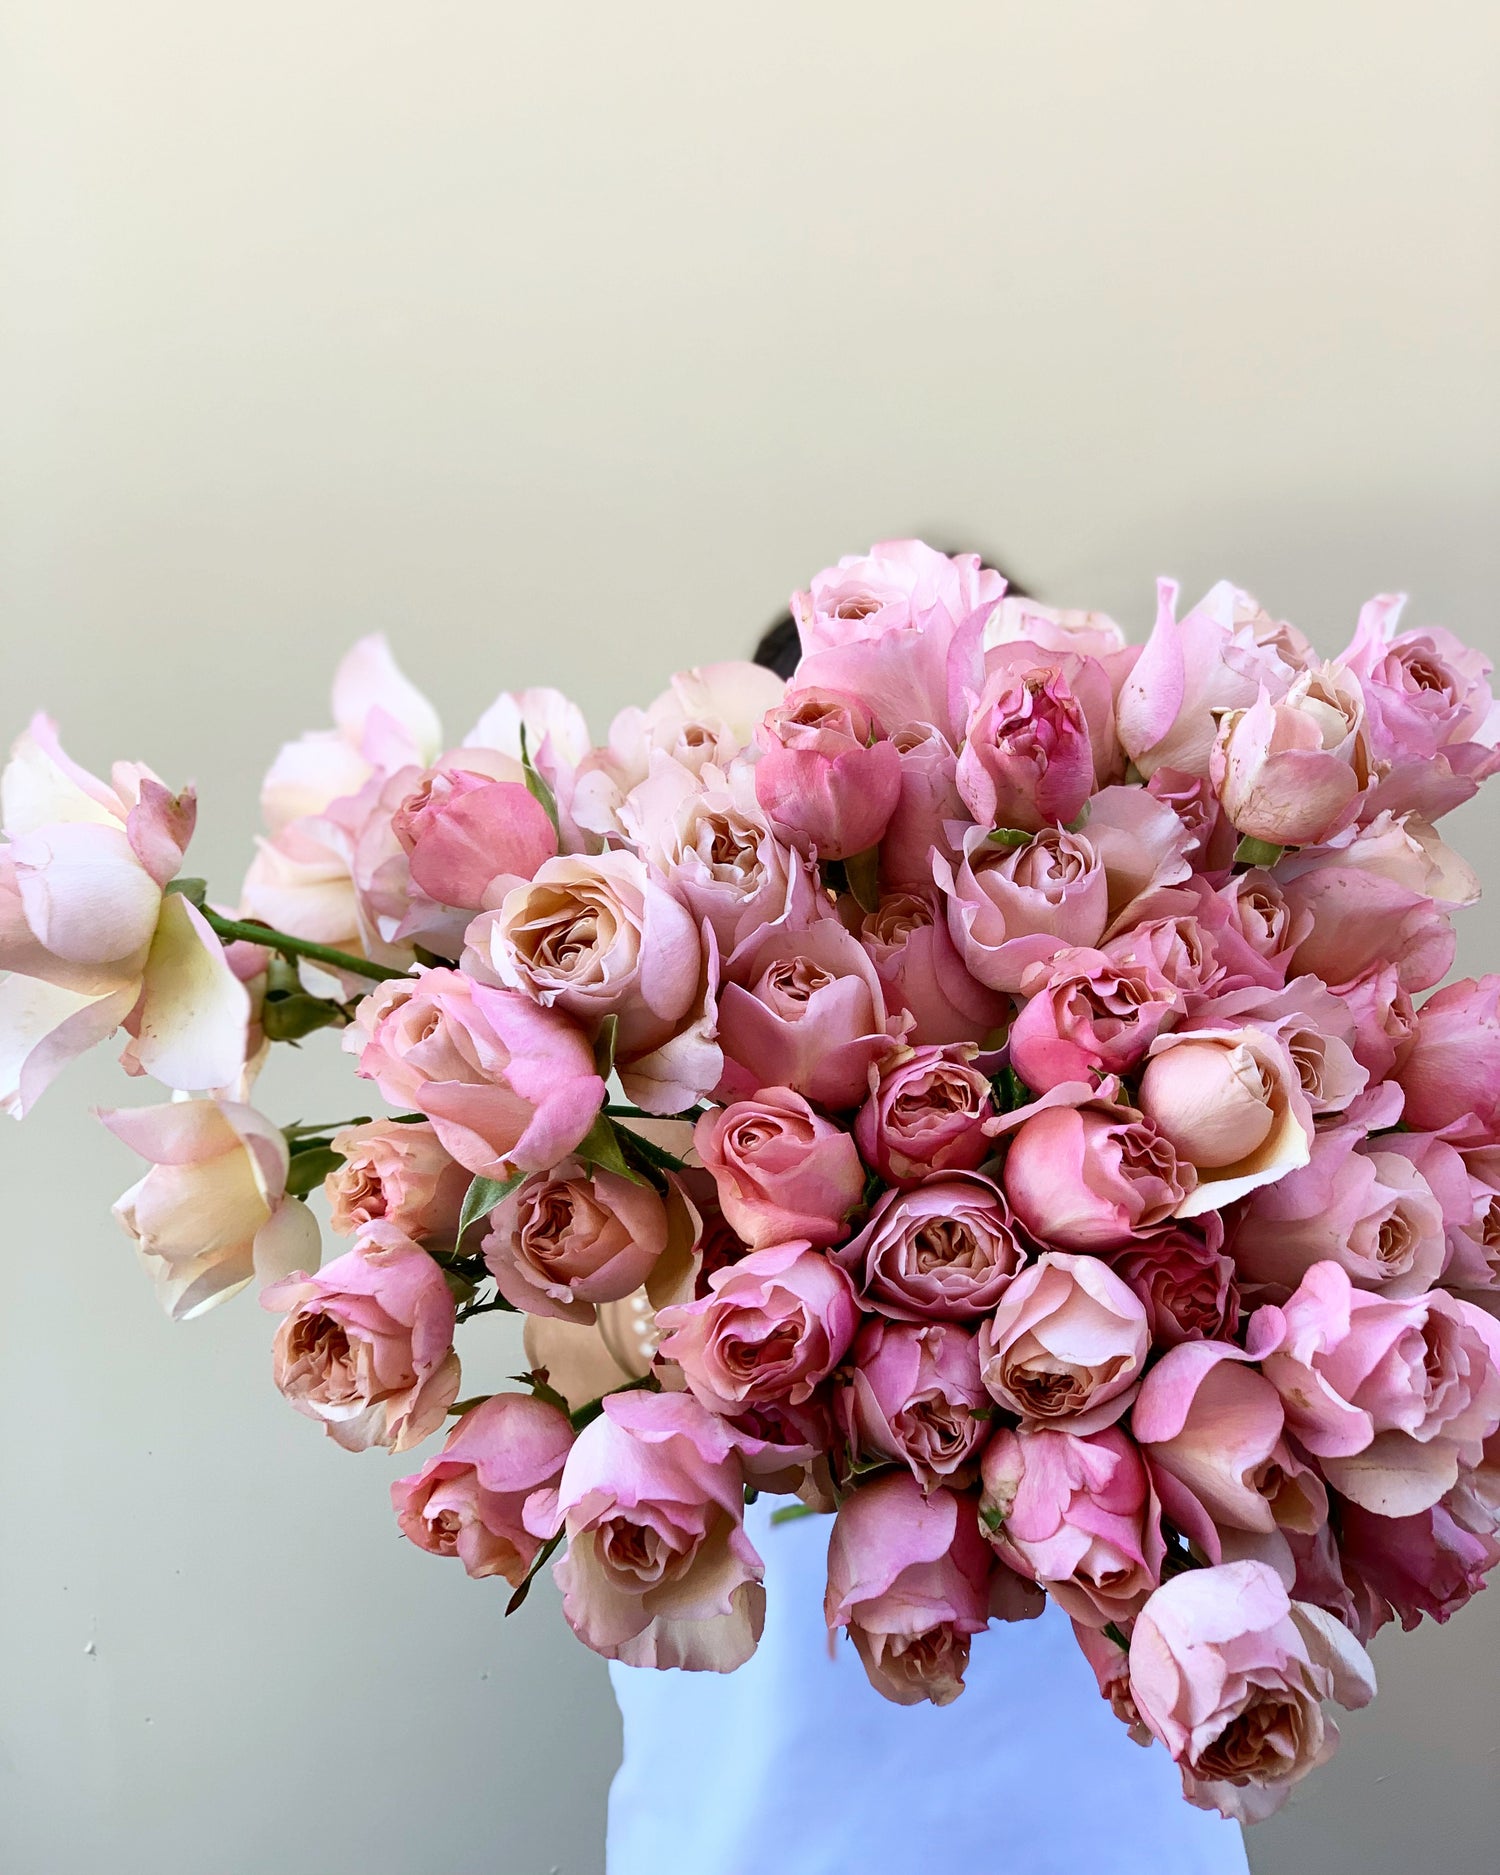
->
754, 686, 901, 859
859, 890, 1011, 1045
263, 1223, 460, 1453
695, 1088, 864, 1249
956, 653, 1111, 833
482, 1158, 670, 1322
1009, 945, 1182, 1090
656, 1241, 859, 1416
553, 1390, 765, 1670
1395, 976, 1500, 1134
854, 1045, 994, 1187
836, 1318, 991, 1491
979, 1424, 1164, 1628
979, 1251, 1149, 1434
1106, 1215, 1239, 1348
834, 1173, 1025, 1322
390, 1391, 574, 1583
716, 916, 904, 1110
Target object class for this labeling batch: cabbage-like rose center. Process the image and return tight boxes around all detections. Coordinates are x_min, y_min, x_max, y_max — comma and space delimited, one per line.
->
1196, 1694, 1307, 1784
759, 956, 834, 1011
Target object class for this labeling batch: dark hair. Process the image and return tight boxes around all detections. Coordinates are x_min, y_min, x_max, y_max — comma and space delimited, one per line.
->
753, 551, 1031, 680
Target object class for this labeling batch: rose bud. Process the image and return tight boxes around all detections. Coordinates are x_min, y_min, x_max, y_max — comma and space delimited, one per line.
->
393, 762, 557, 909
956, 650, 1113, 833
325, 1118, 469, 1244
1106, 1216, 1239, 1348
716, 916, 903, 1110
1000, 1093, 1195, 1251
1136, 1027, 1313, 1215
881, 721, 964, 889
1210, 666, 1367, 848
854, 1045, 994, 1187
979, 1425, 1164, 1629
753, 685, 902, 859
979, 1252, 1149, 1434
695, 1089, 864, 1250
1128, 1560, 1376, 1822
553, 1390, 765, 1671
347, 968, 605, 1181
482, 1157, 670, 1322
860, 890, 1012, 1046
1395, 976, 1500, 1134
1008, 947, 1182, 1090
824, 1473, 1005, 1707
101, 1098, 320, 1322
262, 1223, 461, 1453
656, 1241, 859, 1418
833, 1173, 1026, 1322
836, 1319, 992, 1491
390, 1392, 574, 1585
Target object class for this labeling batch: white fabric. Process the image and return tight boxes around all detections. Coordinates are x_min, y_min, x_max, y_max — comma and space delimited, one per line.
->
607, 1496, 1249, 1875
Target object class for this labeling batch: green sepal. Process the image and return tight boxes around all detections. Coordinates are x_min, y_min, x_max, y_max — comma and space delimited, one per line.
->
843, 845, 881, 916
770, 1502, 818, 1527
978, 1502, 1005, 1533
1233, 836, 1285, 869
986, 827, 1032, 849
1102, 1622, 1131, 1652
575, 1113, 649, 1186
163, 876, 208, 907
593, 1013, 619, 1081
456, 1171, 526, 1248
518, 724, 561, 838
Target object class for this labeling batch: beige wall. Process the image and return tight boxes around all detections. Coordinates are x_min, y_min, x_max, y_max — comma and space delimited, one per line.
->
2, 4, 1498, 1870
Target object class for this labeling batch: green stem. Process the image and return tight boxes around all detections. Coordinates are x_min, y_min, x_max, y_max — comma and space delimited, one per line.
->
202, 909, 410, 983
604, 1102, 702, 1123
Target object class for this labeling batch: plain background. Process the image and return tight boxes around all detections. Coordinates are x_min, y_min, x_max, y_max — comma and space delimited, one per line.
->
1, 5, 1498, 1872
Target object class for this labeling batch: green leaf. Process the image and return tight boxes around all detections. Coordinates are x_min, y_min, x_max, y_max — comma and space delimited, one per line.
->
575, 1113, 649, 1185
510, 1369, 572, 1416
518, 724, 561, 838
456, 1171, 526, 1247
261, 991, 349, 1042
1064, 804, 1092, 833
505, 1530, 563, 1616
985, 827, 1032, 849
1234, 835, 1285, 869
770, 1502, 819, 1527
989, 1065, 1032, 1114
284, 1146, 343, 1196
593, 1013, 619, 1082
843, 845, 881, 916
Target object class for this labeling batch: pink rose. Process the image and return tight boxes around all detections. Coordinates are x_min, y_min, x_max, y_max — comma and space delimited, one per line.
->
1395, 977, 1500, 1134
1133, 1342, 1327, 1558
791, 539, 1003, 657
1186, 976, 1368, 1117
1107, 1217, 1240, 1348
482, 1157, 670, 1322
956, 650, 1114, 833
325, 1118, 469, 1243
347, 968, 604, 1180
1246, 1261, 1500, 1516
392, 763, 556, 910
824, 1472, 1004, 1706
978, 1251, 1149, 1433
979, 1425, 1164, 1628
999, 1085, 1195, 1251
716, 916, 903, 1110
1128, 1559, 1375, 1822
1210, 667, 1367, 848
859, 890, 1011, 1045
880, 722, 964, 890
1332, 961, 1415, 1081
694, 1089, 864, 1249
553, 1389, 765, 1670
833, 1173, 1025, 1322
263, 1223, 461, 1452
1337, 1498, 1499, 1637
984, 597, 1135, 685
1179, 870, 1308, 994
837, 1318, 992, 1491
390, 1391, 574, 1584
1135, 1026, 1313, 1215
1104, 914, 1224, 1005
753, 687, 901, 860
1008, 946, 1182, 1090
1390, 1128, 1500, 1293
854, 1045, 994, 1187
1146, 766, 1237, 874
1281, 859, 1454, 996
656, 1241, 859, 1417
101, 1098, 320, 1321
1232, 1120, 1446, 1299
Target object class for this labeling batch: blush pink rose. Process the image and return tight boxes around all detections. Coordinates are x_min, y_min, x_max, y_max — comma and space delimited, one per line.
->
1209, 666, 1367, 848
1146, 767, 1237, 874
392, 762, 557, 910
824, 1472, 1005, 1707
656, 1241, 859, 1417
1281, 859, 1455, 997
791, 539, 1003, 656
1008, 946, 1182, 1090
880, 722, 964, 890
1246, 1260, 1500, 1516
716, 916, 904, 1110
854, 1045, 994, 1187
1176, 870, 1308, 995
694, 1089, 864, 1249
1395, 976, 1500, 1134
933, 822, 1110, 995
482, 1158, 669, 1322
390, 1391, 574, 1584
553, 1389, 766, 1671
347, 968, 604, 1181
998, 1085, 1195, 1251
979, 1424, 1164, 1628
833, 1173, 1025, 1322
753, 687, 901, 860
836, 1318, 992, 1491
859, 890, 1011, 1046
1127, 1559, 1376, 1822
263, 1223, 461, 1453
325, 1118, 469, 1243
1106, 1216, 1240, 1348
956, 651, 1114, 833
978, 1251, 1149, 1433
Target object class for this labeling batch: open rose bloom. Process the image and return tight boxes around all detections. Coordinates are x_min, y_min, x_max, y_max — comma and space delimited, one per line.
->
13, 542, 1500, 1825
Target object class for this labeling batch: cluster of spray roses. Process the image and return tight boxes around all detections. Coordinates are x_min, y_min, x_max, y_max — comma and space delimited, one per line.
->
8, 541, 1500, 1824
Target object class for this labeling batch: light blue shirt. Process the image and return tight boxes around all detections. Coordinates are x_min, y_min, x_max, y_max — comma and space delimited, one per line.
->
608, 1496, 1249, 1875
